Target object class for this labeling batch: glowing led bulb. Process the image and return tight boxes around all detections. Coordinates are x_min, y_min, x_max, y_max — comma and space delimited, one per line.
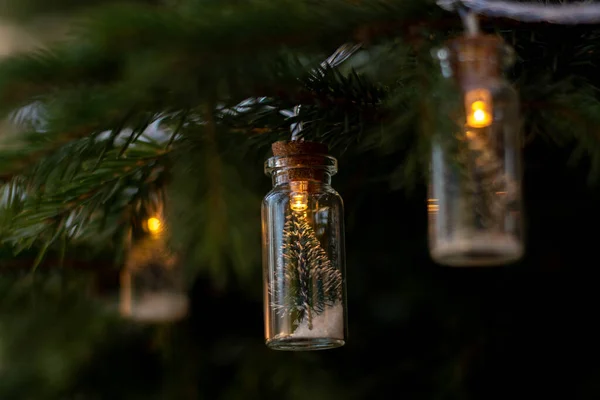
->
473, 107, 486, 123
428, 198, 439, 214
290, 193, 308, 212
465, 89, 493, 128
147, 217, 163, 235
289, 181, 309, 212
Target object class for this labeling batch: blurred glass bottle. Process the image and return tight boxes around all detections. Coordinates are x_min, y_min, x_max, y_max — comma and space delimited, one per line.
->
428, 34, 524, 267
120, 200, 188, 322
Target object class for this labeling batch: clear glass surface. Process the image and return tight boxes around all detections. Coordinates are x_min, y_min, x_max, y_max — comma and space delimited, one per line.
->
428, 36, 525, 267
120, 234, 188, 323
262, 159, 347, 350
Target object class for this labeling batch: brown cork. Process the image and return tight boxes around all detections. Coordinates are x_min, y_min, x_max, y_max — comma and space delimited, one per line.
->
271, 141, 328, 157
270, 141, 330, 183
446, 34, 504, 86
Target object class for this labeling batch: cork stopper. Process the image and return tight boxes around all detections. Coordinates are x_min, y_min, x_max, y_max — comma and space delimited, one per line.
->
446, 34, 505, 86
267, 141, 334, 183
271, 141, 328, 157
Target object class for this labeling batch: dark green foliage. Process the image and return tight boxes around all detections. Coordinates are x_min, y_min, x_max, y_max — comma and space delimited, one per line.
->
0, 0, 161, 21
0, 136, 168, 268
0, 0, 597, 285
0, 1, 598, 397
0, 0, 597, 288
0, 271, 119, 397
166, 129, 264, 289
0, 0, 445, 280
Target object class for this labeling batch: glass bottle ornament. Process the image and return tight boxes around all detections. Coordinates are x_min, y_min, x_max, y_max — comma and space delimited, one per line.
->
262, 141, 347, 351
428, 34, 524, 267
120, 209, 189, 322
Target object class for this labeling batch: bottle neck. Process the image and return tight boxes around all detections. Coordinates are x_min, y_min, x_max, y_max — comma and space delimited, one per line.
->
437, 35, 510, 87
453, 60, 501, 88
272, 169, 332, 187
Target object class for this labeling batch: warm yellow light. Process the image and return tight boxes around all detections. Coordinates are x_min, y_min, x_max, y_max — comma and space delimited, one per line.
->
290, 193, 308, 212
289, 181, 309, 212
428, 198, 438, 214
468, 101, 492, 128
473, 108, 486, 122
147, 217, 163, 234
465, 89, 493, 128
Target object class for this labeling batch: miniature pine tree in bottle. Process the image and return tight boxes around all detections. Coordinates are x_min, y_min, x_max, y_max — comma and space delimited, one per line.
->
428, 34, 525, 267
262, 141, 347, 351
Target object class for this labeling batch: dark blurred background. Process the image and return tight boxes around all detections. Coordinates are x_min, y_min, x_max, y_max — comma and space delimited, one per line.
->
1, 116, 599, 400
90, 139, 600, 399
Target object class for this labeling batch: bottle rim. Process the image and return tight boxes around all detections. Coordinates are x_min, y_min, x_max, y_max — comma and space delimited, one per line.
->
431, 33, 515, 69
264, 154, 338, 176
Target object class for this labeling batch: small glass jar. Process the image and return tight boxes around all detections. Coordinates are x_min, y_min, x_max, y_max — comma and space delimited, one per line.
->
120, 208, 189, 323
262, 141, 347, 350
428, 34, 524, 267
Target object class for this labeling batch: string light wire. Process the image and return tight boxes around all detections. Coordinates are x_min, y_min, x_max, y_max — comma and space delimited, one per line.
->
289, 43, 362, 141
281, 1, 600, 142
437, 0, 600, 24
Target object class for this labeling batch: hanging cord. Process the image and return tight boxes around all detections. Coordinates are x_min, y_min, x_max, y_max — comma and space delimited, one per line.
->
289, 43, 363, 141
233, 1, 598, 136
230, 44, 361, 140
457, 2, 481, 36
438, 0, 600, 24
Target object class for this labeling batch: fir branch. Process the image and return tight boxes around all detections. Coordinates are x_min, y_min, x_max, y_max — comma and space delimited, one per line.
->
289, 67, 388, 150
0, 141, 168, 257
0, 0, 599, 286
166, 127, 263, 288
0, 0, 435, 115
71, 0, 435, 56
219, 66, 390, 150
0, 0, 433, 183
520, 75, 600, 183
0, 83, 184, 180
